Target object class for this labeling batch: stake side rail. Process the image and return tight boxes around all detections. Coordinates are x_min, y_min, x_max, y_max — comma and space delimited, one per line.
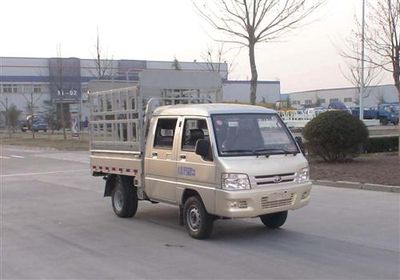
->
89, 87, 144, 185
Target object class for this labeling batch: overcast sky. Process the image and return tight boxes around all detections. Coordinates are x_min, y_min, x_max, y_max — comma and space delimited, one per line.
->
0, 0, 393, 93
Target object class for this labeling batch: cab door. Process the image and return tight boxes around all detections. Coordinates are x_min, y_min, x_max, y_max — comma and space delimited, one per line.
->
176, 118, 216, 210
145, 117, 179, 203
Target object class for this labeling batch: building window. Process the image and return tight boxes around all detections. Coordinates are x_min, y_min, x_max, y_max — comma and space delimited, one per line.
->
292, 100, 300, 105
33, 85, 42, 93
3, 84, 18, 93
305, 99, 312, 105
329, 98, 339, 103
344, 97, 352, 102
319, 99, 326, 104
3, 84, 12, 93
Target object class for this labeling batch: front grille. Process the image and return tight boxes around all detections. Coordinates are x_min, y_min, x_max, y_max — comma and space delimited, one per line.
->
261, 193, 294, 209
255, 172, 295, 186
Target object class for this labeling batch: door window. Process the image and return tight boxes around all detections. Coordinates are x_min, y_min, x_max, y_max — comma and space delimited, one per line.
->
153, 118, 177, 149
181, 119, 209, 151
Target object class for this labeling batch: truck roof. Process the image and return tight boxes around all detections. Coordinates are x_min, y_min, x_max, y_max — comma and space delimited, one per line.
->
152, 103, 276, 117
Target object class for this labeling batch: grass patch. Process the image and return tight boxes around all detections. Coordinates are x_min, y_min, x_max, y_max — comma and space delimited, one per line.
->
1, 131, 89, 151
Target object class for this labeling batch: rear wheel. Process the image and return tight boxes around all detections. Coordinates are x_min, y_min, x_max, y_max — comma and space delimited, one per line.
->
380, 117, 389, 125
260, 211, 288, 228
183, 196, 214, 239
111, 176, 138, 218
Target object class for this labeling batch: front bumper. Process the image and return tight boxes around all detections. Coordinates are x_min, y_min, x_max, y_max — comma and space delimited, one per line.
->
214, 182, 312, 218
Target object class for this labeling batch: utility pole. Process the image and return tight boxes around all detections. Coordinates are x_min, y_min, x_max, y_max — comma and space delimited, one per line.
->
359, 0, 366, 120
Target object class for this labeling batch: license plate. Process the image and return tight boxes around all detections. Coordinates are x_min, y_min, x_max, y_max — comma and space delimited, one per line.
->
269, 192, 291, 201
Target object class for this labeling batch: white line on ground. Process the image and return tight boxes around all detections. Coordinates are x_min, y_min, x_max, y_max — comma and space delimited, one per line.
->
10, 155, 25, 159
0, 156, 11, 159
1, 169, 88, 178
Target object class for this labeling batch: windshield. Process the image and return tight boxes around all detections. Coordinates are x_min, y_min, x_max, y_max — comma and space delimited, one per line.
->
212, 113, 299, 156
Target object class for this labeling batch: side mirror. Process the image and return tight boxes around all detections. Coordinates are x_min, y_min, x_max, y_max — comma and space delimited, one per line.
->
195, 139, 210, 158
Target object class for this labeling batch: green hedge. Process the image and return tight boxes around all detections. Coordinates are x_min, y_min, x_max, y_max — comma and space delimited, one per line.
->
364, 136, 399, 153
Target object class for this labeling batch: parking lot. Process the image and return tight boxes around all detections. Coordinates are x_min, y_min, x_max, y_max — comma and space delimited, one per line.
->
1, 146, 399, 279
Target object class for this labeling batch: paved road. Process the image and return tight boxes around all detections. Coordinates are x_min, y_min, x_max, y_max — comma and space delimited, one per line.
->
1, 146, 399, 279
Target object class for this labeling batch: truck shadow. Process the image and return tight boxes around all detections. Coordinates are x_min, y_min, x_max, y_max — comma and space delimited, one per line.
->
134, 202, 290, 240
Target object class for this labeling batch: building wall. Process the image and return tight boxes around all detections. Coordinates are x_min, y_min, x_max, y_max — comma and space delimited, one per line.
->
288, 85, 399, 109
146, 61, 228, 80
1, 57, 280, 125
223, 81, 281, 103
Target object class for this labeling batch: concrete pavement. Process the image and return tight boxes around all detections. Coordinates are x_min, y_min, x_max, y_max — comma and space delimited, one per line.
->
1, 147, 399, 279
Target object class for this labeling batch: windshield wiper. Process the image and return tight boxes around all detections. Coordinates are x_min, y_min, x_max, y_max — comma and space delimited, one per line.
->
253, 148, 298, 156
222, 149, 254, 154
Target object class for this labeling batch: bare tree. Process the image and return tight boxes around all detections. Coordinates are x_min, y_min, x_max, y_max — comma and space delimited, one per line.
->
0, 104, 21, 137
364, 0, 400, 98
93, 27, 113, 79
172, 57, 182, 70
201, 43, 236, 77
363, 0, 399, 154
22, 90, 43, 139
194, 0, 322, 104
50, 44, 67, 140
339, 24, 382, 105
0, 97, 15, 137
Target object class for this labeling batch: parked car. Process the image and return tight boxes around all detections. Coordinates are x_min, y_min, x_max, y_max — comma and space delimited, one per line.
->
350, 106, 378, 120
31, 120, 48, 132
377, 103, 399, 125
20, 115, 49, 132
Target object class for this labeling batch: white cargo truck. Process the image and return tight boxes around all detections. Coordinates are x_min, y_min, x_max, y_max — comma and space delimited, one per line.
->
89, 71, 311, 239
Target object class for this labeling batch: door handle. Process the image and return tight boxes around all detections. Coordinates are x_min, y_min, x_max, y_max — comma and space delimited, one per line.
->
179, 154, 186, 159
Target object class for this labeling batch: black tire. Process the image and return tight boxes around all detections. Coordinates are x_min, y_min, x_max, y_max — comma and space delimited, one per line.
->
183, 196, 214, 239
111, 176, 138, 218
380, 117, 389, 125
260, 211, 288, 229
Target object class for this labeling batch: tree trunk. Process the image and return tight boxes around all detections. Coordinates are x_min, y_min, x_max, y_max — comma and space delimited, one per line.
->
393, 51, 400, 156
249, 41, 258, 105
395, 82, 400, 157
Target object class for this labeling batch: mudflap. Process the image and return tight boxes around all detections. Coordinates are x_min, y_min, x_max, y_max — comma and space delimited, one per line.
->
104, 175, 116, 197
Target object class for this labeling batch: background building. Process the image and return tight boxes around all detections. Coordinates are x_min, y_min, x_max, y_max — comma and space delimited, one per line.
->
0, 56, 281, 127
287, 85, 399, 109
223, 80, 280, 104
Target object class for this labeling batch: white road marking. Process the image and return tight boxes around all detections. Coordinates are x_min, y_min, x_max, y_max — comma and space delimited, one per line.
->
1, 169, 88, 178
10, 155, 25, 159
0, 156, 11, 159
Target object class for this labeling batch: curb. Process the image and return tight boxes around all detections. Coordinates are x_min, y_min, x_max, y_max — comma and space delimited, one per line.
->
312, 180, 400, 193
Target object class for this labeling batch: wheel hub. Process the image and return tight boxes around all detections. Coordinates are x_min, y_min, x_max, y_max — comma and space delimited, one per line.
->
187, 206, 201, 231
113, 190, 124, 211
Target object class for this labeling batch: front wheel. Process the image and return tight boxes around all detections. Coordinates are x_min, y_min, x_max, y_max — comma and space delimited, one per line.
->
183, 196, 214, 239
260, 211, 288, 228
111, 176, 138, 218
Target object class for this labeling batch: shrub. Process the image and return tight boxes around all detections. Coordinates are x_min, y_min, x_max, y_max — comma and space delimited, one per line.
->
364, 136, 399, 153
303, 111, 368, 162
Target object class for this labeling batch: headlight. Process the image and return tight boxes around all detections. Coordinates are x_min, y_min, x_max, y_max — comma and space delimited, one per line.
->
222, 173, 251, 191
294, 168, 309, 183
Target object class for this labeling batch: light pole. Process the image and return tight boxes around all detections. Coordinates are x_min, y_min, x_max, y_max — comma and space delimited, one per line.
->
359, 0, 366, 120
